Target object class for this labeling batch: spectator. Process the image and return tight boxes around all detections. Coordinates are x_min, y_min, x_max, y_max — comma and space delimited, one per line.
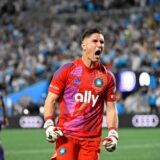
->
0, 92, 9, 160
148, 88, 159, 114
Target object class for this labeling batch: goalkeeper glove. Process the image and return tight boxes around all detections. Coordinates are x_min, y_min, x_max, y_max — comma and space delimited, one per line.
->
43, 118, 63, 143
102, 128, 119, 152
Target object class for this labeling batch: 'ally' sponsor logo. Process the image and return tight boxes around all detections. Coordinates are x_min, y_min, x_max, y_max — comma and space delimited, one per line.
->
75, 91, 99, 107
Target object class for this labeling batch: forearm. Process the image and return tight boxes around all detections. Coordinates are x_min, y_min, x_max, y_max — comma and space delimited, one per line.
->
44, 93, 57, 120
43, 92, 63, 143
103, 101, 119, 152
106, 101, 118, 129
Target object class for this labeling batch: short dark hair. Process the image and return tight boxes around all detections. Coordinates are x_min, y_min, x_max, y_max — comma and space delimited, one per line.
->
81, 28, 103, 43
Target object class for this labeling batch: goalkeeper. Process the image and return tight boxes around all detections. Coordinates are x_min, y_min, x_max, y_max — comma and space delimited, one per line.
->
43, 28, 119, 160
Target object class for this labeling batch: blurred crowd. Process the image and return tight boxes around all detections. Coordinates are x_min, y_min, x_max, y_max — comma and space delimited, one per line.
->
0, 0, 160, 115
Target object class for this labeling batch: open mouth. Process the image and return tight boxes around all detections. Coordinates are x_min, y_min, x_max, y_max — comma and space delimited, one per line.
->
95, 50, 101, 56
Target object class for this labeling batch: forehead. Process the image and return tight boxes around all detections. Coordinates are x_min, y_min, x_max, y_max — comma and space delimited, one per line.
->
84, 33, 104, 41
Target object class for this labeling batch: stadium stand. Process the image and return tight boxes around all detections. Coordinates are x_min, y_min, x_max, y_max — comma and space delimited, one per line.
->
0, 0, 160, 116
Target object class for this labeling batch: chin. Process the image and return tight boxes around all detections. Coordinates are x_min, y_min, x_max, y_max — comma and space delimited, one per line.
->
94, 57, 100, 61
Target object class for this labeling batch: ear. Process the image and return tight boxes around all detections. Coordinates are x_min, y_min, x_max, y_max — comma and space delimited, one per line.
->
81, 42, 86, 50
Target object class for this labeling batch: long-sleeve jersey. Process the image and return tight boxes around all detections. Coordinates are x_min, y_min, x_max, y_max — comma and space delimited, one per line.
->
49, 58, 117, 140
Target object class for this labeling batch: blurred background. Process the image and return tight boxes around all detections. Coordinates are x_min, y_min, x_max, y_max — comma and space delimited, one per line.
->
0, 0, 160, 128
0, 0, 160, 160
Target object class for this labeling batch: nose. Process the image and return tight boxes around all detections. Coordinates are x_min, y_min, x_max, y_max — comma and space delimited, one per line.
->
97, 41, 103, 49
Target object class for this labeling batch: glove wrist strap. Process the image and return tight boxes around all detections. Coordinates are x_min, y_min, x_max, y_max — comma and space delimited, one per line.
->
108, 127, 117, 131
44, 116, 54, 122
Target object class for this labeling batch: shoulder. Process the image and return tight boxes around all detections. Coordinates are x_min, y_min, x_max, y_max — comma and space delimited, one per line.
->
61, 58, 81, 69
60, 62, 74, 70
53, 60, 79, 78
102, 64, 116, 81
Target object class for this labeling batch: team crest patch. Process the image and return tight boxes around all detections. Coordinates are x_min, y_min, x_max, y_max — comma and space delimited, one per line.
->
59, 147, 66, 155
94, 78, 103, 87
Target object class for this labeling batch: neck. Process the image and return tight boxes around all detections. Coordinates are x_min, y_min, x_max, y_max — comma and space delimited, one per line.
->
81, 55, 97, 68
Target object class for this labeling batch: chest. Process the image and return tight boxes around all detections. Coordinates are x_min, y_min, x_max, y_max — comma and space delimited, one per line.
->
66, 66, 108, 95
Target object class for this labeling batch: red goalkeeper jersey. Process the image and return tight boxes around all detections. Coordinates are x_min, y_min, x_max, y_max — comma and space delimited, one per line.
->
49, 58, 116, 140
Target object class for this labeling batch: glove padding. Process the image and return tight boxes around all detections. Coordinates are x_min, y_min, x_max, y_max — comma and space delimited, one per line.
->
44, 119, 63, 143
102, 129, 118, 152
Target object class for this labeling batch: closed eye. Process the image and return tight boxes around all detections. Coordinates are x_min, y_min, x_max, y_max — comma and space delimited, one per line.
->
92, 39, 104, 44
93, 39, 98, 43
100, 40, 104, 44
